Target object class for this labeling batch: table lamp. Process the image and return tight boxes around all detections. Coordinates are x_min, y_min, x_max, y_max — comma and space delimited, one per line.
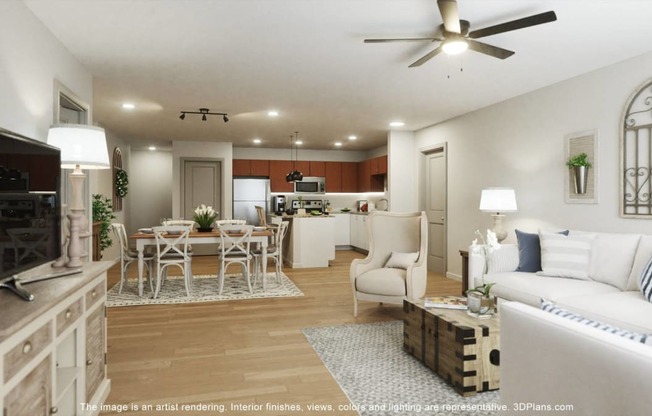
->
47, 124, 110, 267
479, 188, 517, 243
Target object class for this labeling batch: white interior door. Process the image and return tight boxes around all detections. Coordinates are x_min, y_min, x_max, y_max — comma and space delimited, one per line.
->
424, 147, 447, 274
182, 160, 221, 255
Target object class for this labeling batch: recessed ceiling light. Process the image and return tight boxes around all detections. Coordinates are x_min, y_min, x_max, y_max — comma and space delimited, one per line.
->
148, 146, 156, 151
348, 135, 357, 140
389, 121, 405, 127
122, 103, 135, 110
267, 110, 279, 117
295, 140, 303, 145
334, 142, 343, 147
253, 138, 262, 144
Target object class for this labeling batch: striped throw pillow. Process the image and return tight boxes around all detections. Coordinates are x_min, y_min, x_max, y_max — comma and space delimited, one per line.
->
487, 244, 519, 273
541, 300, 652, 345
537, 232, 595, 280
640, 256, 652, 302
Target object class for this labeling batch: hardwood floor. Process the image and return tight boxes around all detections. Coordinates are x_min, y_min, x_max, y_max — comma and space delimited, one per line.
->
103, 251, 462, 415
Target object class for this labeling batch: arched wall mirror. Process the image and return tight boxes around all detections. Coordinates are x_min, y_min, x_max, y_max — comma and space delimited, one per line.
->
622, 79, 652, 217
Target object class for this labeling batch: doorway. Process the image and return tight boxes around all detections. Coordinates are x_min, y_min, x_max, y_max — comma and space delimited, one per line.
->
421, 144, 447, 274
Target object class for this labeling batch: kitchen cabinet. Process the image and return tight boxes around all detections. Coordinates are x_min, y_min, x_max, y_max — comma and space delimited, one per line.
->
269, 160, 294, 192
341, 162, 358, 193
324, 162, 342, 192
0, 261, 113, 416
350, 213, 369, 251
357, 160, 371, 192
232, 159, 270, 176
371, 155, 388, 175
294, 161, 310, 177
333, 213, 350, 246
309, 161, 325, 177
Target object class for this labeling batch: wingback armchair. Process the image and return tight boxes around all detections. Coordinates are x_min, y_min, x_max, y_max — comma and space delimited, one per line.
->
350, 211, 428, 317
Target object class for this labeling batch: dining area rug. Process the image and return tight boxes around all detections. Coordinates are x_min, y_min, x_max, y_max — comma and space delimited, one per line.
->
302, 321, 501, 416
106, 272, 303, 307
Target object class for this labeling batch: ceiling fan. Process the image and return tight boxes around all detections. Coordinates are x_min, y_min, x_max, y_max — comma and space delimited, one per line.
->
364, 0, 557, 67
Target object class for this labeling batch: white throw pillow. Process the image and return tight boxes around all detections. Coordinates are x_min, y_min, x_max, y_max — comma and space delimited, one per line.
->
640, 255, 652, 303
385, 251, 419, 269
537, 232, 595, 280
486, 244, 519, 273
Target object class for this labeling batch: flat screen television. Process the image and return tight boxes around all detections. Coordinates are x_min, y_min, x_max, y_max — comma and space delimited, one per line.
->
0, 127, 61, 280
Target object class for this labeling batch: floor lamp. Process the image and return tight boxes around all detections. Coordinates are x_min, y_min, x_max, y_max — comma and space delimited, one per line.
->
47, 124, 110, 268
479, 188, 517, 243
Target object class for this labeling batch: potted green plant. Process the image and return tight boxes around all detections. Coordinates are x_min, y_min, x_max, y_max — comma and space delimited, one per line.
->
193, 204, 218, 231
566, 153, 592, 194
92, 194, 116, 258
466, 229, 499, 317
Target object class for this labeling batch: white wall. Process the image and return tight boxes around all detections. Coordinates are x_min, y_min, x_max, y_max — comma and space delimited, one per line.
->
172, 141, 233, 220
388, 130, 418, 212
129, 149, 173, 233
0, 1, 92, 141
416, 50, 652, 278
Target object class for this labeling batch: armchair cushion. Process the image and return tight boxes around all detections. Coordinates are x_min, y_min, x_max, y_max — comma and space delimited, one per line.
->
355, 268, 406, 297
385, 251, 419, 269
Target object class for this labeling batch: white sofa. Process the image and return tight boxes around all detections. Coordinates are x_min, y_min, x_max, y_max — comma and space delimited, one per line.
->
469, 231, 652, 415
468, 231, 652, 333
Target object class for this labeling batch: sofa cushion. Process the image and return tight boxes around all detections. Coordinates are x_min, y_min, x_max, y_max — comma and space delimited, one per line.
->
477, 272, 619, 307
355, 268, 406, 296
487, 244, 519, 273
627, 235, 652, 290
556, 291, 652, 333
640, 255, 652, 302
582, 232, 640, 290
515, 229, 568, 272
537, 232, 595, 280
541, 300, 652, 344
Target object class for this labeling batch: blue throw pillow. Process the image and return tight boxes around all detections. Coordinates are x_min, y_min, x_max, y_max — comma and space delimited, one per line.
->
515, 229, 569, 272
640, 255, 652, 302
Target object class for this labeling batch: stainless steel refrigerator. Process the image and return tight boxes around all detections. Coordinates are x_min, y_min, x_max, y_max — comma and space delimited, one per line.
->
232, 178, 270, 225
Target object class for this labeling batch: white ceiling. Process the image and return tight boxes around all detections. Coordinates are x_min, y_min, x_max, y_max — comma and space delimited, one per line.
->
24, 0, 652, 151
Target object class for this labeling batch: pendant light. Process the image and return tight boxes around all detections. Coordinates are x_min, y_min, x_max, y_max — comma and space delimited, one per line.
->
286, 131, 303, 182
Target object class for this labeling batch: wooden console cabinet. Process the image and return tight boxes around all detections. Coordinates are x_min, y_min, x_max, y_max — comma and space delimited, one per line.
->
0, 261, 113, 415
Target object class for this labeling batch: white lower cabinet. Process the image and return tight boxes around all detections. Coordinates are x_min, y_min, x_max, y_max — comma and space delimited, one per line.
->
333, 213, 351, 246
350, 214, 369, 251
0, 262, 113, 416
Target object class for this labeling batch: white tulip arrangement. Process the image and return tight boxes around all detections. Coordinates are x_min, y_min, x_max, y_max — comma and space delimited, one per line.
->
193, 204, 218, 229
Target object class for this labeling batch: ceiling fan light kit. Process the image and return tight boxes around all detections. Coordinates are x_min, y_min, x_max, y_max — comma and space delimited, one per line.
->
364, 0, 557, 67
179, 107, 229, 122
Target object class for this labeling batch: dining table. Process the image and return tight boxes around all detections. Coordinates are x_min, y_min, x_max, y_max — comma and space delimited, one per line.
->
129, 228, 274, 297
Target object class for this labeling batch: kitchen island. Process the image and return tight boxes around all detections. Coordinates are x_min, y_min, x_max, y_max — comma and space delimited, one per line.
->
271, 215, 335, 268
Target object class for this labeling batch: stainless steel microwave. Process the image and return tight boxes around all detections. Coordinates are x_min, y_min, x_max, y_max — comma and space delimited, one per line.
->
294, 176, 326, 194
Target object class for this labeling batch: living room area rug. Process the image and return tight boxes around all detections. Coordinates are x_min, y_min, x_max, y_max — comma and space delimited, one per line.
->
303, 321, 501, 416
106, 272, 303, 307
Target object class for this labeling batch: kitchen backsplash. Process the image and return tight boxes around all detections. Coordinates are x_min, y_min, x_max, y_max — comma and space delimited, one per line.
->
274, 193, 389, 212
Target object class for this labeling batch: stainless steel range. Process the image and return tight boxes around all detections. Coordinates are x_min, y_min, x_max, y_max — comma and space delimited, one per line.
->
291, 199, 323, 212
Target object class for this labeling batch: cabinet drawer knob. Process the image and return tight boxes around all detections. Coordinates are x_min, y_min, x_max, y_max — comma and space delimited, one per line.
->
65, 309, 72, 319
91, 290, 97, 298
86, 358, 93, 366
50, 406, 59, 414
22, 341, 32, 354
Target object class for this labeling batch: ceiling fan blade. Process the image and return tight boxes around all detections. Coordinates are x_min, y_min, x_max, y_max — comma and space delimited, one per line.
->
469, 11, 557, 39
467, 39, 515, 59
408, 45, 444, 68
437, 0, 461, 33
364, 37, 442, 43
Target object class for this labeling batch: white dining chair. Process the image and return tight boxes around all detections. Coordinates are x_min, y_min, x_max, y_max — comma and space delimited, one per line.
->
216, 219, 247, 226
217, 224, 254, 294
163, 219, 196, 228
111, 223, 155, 294
252, 221, 288, 285
152, 225, 193, 299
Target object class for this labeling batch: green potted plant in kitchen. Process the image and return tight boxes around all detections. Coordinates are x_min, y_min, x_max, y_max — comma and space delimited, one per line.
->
466, 229, 499, 318
566, 152, 592, 194
92, 194, 116, 259
193, 204, 218, 231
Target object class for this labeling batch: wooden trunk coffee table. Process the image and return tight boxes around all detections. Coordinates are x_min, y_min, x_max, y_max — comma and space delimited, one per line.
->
403, 299, 500, 396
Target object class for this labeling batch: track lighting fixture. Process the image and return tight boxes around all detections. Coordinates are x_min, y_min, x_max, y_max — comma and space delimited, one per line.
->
179, 108, 229, 122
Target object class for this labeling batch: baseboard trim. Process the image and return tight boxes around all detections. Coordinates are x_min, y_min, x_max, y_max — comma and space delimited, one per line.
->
446, 272, 462, 282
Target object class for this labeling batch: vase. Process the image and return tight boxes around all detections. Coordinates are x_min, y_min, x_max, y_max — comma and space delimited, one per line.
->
197, 227, 213, 232
572, 166, 589, 194
467, 292, 495, 319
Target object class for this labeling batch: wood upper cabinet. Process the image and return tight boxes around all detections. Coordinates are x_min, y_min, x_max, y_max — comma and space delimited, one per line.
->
309, 161, 326, 177
294, 161, 310, 177
370, 155, 388, 175
357, 159, 371, 192
269, 160, 294, 192
324, 162, 342, 192
341, 162, 358, 193
233, 159, 270, 176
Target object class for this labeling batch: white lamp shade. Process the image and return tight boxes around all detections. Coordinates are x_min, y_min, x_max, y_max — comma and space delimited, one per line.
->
47, 124, 110, 169
479, 188, 517, 213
